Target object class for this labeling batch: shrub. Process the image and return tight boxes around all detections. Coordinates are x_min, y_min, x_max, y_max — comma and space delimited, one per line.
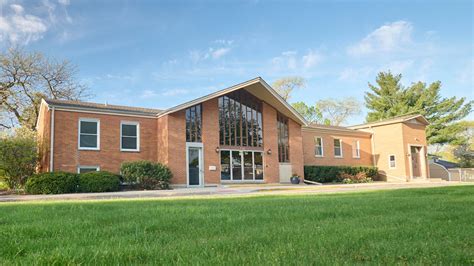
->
79, 171, 121, 193
304, 165, 378, 183
340, 172, 373, 184
121, 161, 172, 190
0, 128, 38, 189
25, 172, 79, 194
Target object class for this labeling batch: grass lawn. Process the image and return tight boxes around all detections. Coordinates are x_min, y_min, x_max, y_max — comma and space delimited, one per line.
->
1, 186, 473, 264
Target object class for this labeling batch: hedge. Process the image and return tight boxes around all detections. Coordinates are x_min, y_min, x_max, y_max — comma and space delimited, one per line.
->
25, 172, 79, 194
304, 165, 378, 183
121, 161, 172, 190
79, 171, 121, 193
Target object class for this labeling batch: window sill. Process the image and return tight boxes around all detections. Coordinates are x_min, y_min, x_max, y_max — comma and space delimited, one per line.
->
221, 180, 265, 184
334, 156, 344, 159
353, 157, 360, 159
121, 149, 140, 153
79, 148, 100, 151
314, 155, 324, 158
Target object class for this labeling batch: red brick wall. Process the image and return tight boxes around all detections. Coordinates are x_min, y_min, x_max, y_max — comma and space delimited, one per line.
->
262, 102, 280, 183
202, 98, 221, 185
52, 110, 157, 173
37, 103, 51, 172
289, 119, 304, 177
302, 129, 373, 167
165, 111, 187, 184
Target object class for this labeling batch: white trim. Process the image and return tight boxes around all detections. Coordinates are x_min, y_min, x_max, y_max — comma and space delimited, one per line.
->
78, 118, 100, 150
49, 107, 55, 172
334, 138, 343, 158
314, 136, 324, 157
77, 165, 100, 173
54, 107, 157, 119
186, 142, 204, 187
352, 140, 360, 158
120, 121, 140, 152
388, 154, 396, 169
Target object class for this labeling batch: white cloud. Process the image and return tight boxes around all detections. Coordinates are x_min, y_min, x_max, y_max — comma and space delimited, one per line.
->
302, 50, 322, 68
58, 0, 70, 5
214, 39, 234, 46
0, 4, 48, 44
161, 88, 189, 97
272, 50, 322, 71
347, 21, 413, 57
457, 59, 474, 84
211, 47, 231, 59
380, 60, 414, 74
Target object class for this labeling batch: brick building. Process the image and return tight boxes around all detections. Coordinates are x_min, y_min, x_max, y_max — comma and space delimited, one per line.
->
36, 77, 430, 186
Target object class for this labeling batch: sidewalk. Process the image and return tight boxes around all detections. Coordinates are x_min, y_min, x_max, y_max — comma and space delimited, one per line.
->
0, 181, 471, 203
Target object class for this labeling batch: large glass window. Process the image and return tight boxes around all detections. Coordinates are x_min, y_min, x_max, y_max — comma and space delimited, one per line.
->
277, 113, 289, 162
220, 150, 264, 181
218, 90, 263, 147
186, 104, 202, 142
121, 122, 139, 151
79, 118, 99, 150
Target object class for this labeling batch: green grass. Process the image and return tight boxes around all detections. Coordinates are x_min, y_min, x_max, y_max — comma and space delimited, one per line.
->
1, 186, 473, 265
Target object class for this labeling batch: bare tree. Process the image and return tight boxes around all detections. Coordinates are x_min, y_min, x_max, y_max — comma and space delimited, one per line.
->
0, 48, 88, 130
316, 97, 361, 126
272, 76, 305, 101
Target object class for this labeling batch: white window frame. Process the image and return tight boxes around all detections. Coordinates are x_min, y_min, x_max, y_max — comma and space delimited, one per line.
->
352, 140, 360, 158
314, 136, 324, 157
78, 118, 100, 150
334, 138, 343, 158
389, 154, 396, 169
120, 121, 140, 152
77, 165, 100, 173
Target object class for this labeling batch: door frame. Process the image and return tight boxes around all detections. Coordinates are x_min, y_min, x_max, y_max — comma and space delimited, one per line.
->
219, 149, 265, 182
407, 144, 426, 180
186, 142, 204, 187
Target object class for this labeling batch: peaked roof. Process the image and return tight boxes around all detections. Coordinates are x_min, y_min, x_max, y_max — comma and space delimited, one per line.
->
41, 77, 308, 125
44, 99, 162, 117
302, 123, 372, 136
348, 114, 429, 129
157, 77, 308, 125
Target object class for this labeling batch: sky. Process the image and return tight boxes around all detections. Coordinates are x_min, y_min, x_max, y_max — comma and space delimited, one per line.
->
0, 0, 472, 125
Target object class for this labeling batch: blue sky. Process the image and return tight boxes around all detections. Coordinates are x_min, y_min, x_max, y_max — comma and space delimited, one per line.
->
1, 0, 472, 124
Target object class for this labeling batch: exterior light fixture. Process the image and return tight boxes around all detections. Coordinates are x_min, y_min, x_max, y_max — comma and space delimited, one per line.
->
215, 147, 220, 153
267, 149, 272, 155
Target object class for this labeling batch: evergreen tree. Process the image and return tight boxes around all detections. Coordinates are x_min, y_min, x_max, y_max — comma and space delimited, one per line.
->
365, 72, 472, 145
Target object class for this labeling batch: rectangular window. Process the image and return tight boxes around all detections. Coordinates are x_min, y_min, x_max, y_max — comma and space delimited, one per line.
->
77, 166, 100, 174
352, 140, 360, 158
389, 155, 396, 168
314, 137, 323, 157
220, 150, 264, 181
121, 121, 139, 151
186, 104, 202, 143
277, 113, 290, 163
79, 118, 99, 150
334, 139, 342, 157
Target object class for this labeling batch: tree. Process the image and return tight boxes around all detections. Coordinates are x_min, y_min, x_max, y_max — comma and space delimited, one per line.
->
272, 76, 305, 101
315, 97, 361, 126
1, 48, 88, 130
365, 72, 472, 145
291, 101, 328, 124
0, 127, 38, 189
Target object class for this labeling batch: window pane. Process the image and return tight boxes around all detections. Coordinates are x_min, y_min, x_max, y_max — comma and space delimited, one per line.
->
122, 136, 137, 150
220, 151, 231, 180
80, 134, 97, 148
243, 151, 253, 180
122, 124, 137, 137
254, 152, 263, 180
79, 167, 98, 174
80, 121, 97, 134
231, 151, 242, 180
334, 139, 341, 157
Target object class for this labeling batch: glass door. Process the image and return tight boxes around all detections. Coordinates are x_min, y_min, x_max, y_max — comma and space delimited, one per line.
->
243, 151, 254, 180
187, 146, 202, 186
221, 150, 264, 181
231, 151, 242, 181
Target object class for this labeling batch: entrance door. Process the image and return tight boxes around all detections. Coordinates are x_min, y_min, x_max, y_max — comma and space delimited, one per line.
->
220, 150, 264, 181
187, 146, 203, 187
411, 146, 421, 178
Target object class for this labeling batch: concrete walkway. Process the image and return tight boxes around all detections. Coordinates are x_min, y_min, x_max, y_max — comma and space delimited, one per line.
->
0, 181, 472, 203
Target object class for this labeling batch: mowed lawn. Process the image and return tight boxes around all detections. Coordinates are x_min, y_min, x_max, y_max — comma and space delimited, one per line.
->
1, 186, 473, 265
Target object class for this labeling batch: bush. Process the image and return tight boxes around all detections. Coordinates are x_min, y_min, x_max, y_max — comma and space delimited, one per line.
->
304, 165, 378, 183
79, 171, 121, 193
25, 172, 79, 194
340, 172, 373, 184
121, 161, 172, 190
0, 128, 38, 189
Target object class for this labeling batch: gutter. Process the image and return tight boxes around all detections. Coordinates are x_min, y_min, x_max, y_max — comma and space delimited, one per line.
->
50, 106, 55, 172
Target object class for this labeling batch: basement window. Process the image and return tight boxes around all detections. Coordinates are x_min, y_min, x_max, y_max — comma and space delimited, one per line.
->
77, 166, 100, 174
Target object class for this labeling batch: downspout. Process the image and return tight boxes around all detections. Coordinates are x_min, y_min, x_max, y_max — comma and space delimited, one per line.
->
49, 107, 55, 172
